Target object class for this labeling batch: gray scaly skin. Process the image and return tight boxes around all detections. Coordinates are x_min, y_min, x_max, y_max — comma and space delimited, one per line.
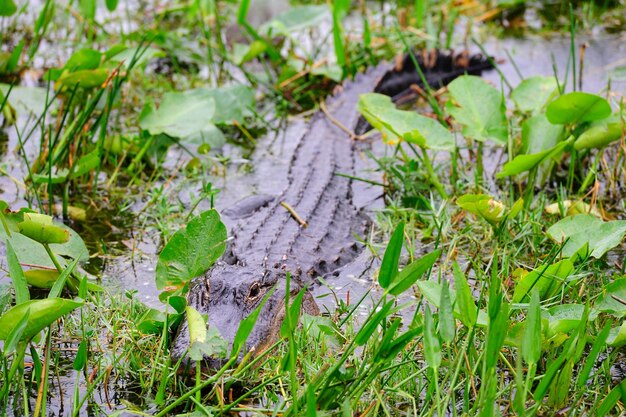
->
171, 52, 494, 369
171, 65, 389, 369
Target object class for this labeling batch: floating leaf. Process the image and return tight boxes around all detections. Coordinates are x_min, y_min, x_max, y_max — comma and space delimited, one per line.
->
511, 76, 559, 114
260, 5, 330, 37
446, 75, 508, 144
18, 213, 70, 244
0, 84, 57, 116
546, 92, 612, 125
191, 85, 254, 125
140, 91, 216, 139
156, 210, 227, 294
0, 298, 83, 341
546, 214, 626, 259
358, 93, 454, 150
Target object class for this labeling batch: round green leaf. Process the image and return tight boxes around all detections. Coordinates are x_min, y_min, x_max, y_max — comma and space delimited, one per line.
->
546, 92, 611, 125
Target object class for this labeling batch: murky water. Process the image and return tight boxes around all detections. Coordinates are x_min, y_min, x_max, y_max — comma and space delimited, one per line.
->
2, 1, 626, 414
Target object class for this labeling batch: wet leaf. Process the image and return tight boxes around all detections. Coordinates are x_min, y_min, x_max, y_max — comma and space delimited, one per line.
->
378, 222, 404, 289
186, 306, 228, 361
546, 92, 612, 125
423, 305, 441, 369
592, 278, 626, 319
446, 75, 508, 144
355, 300, 394, 346
388, 249, 440, 296
522, 289, 541, 365
452, 262, 477, 328
64, 48, 102, 72
156, 210, 227, 293
545, 304, 584, 337
0, 298, 84, 341
7, 239, 29, 304
512, 259, 574, 303
0, 84, 57, 116
71, 150, 100, 178
4, 308, 28, 354
18, 213, 70, 244
358, 93, 454, 150
574, 114, 624, 150
511, 76, 559, 114
606, 321, 626, 347
0, 0, 17, 16
192, 85, 254, 125
546, 214, 626, 258
57, 69, 109, 89
497, 140, 569, 178
231, 288, 273, 357
438, 282, 455, 343
521, 114, 563, 155
261, 5, 329, 37
140, 91, 216, 139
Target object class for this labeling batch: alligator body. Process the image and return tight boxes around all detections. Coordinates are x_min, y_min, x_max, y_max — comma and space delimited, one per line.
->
171, 51, 493, 368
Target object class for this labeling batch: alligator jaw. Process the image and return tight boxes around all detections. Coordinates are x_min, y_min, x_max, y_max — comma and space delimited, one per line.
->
170, 264, 319, 371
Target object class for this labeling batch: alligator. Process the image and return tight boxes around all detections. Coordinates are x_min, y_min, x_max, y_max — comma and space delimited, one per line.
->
171, 50, 494, 369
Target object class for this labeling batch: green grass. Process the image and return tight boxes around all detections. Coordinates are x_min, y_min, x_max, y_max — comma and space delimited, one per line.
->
1, 0, 626, 416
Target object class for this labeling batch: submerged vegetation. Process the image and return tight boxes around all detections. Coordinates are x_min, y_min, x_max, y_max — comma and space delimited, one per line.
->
1, 0, 626, 415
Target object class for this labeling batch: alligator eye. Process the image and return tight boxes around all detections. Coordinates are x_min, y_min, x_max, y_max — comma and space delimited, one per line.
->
247, 282, 261, 300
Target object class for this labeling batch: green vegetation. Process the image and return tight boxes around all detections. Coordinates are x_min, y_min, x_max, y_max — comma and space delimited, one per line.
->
1, 0, 626, 416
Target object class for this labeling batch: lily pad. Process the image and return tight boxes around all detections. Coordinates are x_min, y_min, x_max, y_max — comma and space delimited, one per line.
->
546, 92, 612, 125
446, 75, 508, 144
546, 214, 626, 259
140, 91, 216, 139
358, 93, 454, 150
511, 76, 559, 114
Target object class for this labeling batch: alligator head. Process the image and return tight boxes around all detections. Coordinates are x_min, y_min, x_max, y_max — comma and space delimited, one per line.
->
170, 262, 319, 370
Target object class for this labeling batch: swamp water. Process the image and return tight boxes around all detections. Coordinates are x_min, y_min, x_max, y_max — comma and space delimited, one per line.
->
1, 28, 625, 415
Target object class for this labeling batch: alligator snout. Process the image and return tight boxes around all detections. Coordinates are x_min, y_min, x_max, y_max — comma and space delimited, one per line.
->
170, 264, 319, 371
